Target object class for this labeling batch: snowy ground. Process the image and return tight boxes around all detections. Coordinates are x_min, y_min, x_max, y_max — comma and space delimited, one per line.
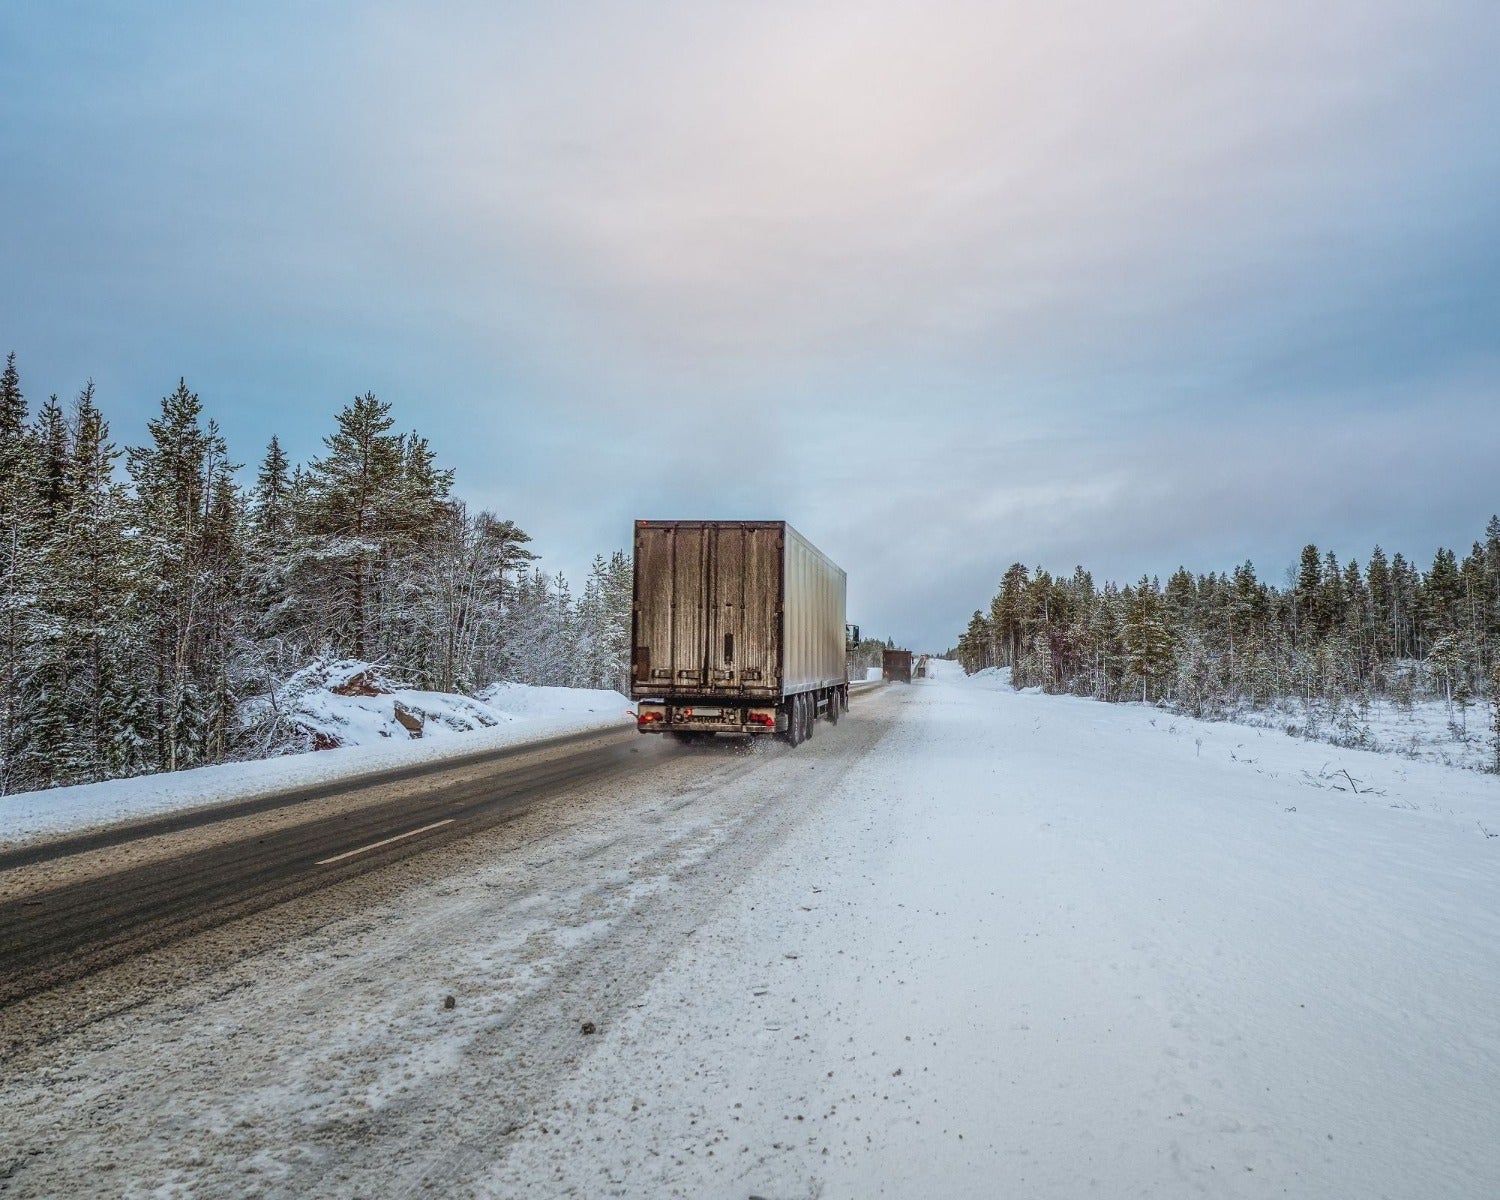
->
1234, 693, 1497, 773
2, 663, 1498, 1197
1, 681, 633, 848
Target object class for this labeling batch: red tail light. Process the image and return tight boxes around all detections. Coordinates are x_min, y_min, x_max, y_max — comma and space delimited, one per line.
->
747, 712, 775, 727
637, 711, 664, 725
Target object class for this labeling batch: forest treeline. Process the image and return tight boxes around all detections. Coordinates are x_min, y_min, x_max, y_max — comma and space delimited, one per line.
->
0, 355, 631, 795
955, 519, 1500, 766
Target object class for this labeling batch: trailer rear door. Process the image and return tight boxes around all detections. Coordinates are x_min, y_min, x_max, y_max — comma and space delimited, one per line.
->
633, 521, 782, 699
705, 524, 780, 695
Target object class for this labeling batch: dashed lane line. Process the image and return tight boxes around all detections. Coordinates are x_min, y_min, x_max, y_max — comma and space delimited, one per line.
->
314, 819, 456, 866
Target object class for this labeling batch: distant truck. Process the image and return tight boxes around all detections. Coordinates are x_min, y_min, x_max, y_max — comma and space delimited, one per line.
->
883, 649, 913, 684
631, 521, 849, 746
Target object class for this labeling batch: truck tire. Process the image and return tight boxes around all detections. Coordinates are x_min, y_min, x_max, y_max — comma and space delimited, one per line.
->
826, 687, 840, 725
780, 698, 801, 746
803, 693, 815, 741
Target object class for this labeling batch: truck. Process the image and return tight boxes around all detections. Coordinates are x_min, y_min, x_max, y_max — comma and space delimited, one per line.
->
631, 520, 848, 746
882, 648, 913, 684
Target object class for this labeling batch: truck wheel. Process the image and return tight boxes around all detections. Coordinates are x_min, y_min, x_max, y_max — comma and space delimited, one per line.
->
826, 687, 840, 725
803, 693, 815, 741
780, 699, 800, 746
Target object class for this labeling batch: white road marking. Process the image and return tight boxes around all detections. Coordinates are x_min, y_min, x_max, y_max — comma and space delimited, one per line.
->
316, 819, 456, 866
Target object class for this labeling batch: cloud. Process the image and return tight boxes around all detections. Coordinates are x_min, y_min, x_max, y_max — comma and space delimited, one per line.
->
350, 0, 1500, 383
2, 1, 1497, 649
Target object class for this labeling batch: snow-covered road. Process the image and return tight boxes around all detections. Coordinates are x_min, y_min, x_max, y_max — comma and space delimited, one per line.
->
3, 663, 1498, 1198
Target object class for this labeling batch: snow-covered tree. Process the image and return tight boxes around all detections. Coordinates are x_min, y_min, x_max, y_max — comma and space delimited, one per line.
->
126, 379, 240, 773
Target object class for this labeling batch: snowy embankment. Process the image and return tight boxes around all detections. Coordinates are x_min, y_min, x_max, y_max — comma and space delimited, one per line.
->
0, 670, 633, 848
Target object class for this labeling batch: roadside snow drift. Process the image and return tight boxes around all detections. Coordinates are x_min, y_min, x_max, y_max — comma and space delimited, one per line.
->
0, 674, 633, 848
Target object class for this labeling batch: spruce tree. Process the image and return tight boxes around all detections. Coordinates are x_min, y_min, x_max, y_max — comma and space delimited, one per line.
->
989, 563, 1029, 668
35, 395, 72, 523
1123, 578, 1173, 702
1294, 543, 1322, 645
602, 549, 633, 693
1422, 547, 1463, 649
957, 611, 992, 674
57, 383, 137, 781
1490, 663, 1500, 773
24, 394, 76, 788
127, 380, 238, 773
1484, 517, 1500, 651
1367, 546, 1392, 660
252, 435, 292, 546
307, 392, 403, 658
0, 356, 39, 793
0, 354, 24, 440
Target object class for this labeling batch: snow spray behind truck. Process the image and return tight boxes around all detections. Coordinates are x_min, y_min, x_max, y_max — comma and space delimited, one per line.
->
631, 520, 848, 747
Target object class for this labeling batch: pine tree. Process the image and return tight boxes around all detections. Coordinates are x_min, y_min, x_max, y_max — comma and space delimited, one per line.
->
1341, 558, 1368, 680
957, 610, 992, 674
1427, 634, 1463, 711
1164, 567, 1196, 622
1088, 585, 1123, 700
24, 393, 76, 788
990, 563, 1029, 668
1484, 516, 1500, 652
1294, 543, 1322, 645
1422, 547, 1463, 650
1390, 552, 1418, 660
0, 356, 40, 793
602, 550, 633, 693
252, 435, 292, 547
1367, 546, 1392, 660
305, 392, 405, 660
1123, 578, 1173, 702
127, 379, 239, 773
1489, 662, 1500, 773
55, 383, 137, 781
34, 394, 73, 526
0, 355, 24, 445
1317, 549, 1347, 638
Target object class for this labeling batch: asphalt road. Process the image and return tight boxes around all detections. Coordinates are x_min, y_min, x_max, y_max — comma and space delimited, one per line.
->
0, 682, 885, 1016
0, 727, 647, 1009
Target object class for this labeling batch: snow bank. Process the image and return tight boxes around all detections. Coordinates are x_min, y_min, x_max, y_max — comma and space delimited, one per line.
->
962, 663, 1013, 689
250, 659, 516, 749
1, 676, 634, 848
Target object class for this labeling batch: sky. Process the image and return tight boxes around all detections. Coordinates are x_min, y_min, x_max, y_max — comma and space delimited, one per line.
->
3, 0, 1498, 650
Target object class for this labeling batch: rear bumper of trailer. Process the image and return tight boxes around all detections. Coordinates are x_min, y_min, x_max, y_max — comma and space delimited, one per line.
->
634, 700, 782, 735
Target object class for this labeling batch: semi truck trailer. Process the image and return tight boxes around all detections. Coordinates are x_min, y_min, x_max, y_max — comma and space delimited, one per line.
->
631, 520, 848, 746
882, 648, 913, 684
